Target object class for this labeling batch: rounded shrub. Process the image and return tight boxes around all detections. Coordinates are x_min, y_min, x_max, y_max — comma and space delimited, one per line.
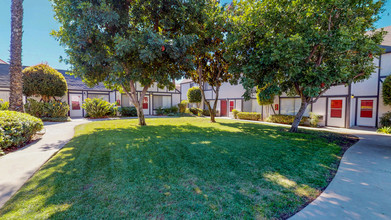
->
383, 75, 391, 106
119, 106, 137, 117
187, 87, 202, 104
232, 109, 239, 119
23, 64, 68, 101
178, 100, 188, 113
0, 111, 43, 152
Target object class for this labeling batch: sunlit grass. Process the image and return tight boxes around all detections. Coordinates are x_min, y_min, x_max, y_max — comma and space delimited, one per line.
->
0, 117, 356, 219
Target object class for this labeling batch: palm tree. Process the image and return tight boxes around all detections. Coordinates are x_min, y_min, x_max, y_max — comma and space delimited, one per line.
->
9, 0, 24, 112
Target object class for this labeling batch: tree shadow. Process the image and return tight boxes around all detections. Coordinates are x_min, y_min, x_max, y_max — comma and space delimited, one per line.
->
0, 121, 351, 219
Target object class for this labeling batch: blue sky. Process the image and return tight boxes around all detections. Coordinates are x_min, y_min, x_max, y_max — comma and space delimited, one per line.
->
0, 0, 390, 70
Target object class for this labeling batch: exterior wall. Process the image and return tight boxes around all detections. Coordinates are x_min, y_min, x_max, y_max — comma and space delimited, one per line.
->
0, 90, 10, 101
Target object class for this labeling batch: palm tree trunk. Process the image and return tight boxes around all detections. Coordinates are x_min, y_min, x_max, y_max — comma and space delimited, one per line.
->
9, 0, 24, 112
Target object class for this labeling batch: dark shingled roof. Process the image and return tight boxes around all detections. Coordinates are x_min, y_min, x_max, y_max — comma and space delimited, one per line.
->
0, 63, 110, 91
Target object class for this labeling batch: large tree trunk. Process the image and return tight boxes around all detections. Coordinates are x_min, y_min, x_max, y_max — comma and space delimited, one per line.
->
289, 98, 309, 133
135, 104, 146, 126
9, 0, 24, 112
122, 80, 149, 126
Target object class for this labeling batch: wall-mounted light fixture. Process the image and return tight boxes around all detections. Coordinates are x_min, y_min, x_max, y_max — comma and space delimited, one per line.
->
351, 94, 355, 99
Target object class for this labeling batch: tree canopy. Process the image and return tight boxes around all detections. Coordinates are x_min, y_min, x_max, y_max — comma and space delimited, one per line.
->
22, 64, 68, 101
51, 0, 203, 125
227, 0, 386, 132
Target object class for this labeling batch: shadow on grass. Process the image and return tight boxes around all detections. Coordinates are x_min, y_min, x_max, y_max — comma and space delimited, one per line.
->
0, 120, 355, 219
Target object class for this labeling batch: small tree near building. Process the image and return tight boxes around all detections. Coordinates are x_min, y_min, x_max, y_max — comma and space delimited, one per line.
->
51, 0, 199, 125
227, 0, 386, 132
23, 64, 68, 102
187, 87, 202, 108
383, 75, 391, 106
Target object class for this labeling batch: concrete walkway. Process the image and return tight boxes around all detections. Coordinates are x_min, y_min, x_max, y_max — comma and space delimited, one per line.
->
0, 119, 88, 208
291, 127, 391, 220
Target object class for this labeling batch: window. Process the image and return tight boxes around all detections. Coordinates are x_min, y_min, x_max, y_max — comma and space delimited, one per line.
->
229, 100, 234, 112
143, 97, 148, 109
71, 95, 81, 110
360, 100, 373, 118
88, 93, 109, 102
330, 100, 342, 118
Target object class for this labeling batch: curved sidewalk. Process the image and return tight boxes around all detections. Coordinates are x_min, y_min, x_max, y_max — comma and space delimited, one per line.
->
0, 119, 88, 208
291, 128, 391, 220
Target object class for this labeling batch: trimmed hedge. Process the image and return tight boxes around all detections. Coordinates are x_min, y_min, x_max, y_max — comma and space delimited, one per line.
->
237, 112, 261, 121
119, 106, 137, 117
156, 106, 179, 116
0, 111, 43, 153
178, 100, 188, 113
187, 87, 202, 104
266, 114, 309, 125
232, 109, 239, 119
25, 99, 70, 118
82, 98, 117, 118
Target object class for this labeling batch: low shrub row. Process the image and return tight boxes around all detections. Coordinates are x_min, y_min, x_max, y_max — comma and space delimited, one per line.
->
266, 114, 309, 125
377, 126, 391, 134
0, 111, 43, 154
237, 112, 261, 121
82, 98, 117, 118
119, 106, 138, 117
25, 99, 69, 121
156, 106, 179, 116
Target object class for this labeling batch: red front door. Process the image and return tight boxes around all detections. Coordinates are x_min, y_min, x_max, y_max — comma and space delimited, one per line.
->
221, 100, 227, 116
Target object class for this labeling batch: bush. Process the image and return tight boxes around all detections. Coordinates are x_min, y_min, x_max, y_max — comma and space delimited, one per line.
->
266, 114, 309, 125
232, 109, 239, 119
309, 112, 320, 127
82, 98, 117, 118
380, 112, 391, 127
25, 99, 70, 118
237, 112, 261, 121
23, 64, 68, 101
156, 106, 179, 116
119, 106, 137, 117
178, 100, 188, 113
0, 111, 43, 152
189, 107, 203, 116
202, 109, 211, 116
0, 99, 9, 110
383, 75, 391, 106
187, 87, 202, 104
377, 126, 391, 134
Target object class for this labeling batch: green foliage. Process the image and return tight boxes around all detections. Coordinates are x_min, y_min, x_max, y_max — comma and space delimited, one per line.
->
257, 86, 278, 105
0, 99, 9, 110
189, 107, 203, 116
25, 99, 70, 118
22, 64, 68, 101
232, 109, 239, 119
156, 106, 179, 116
178, 100, 188, 113
187, 87, 202, 104
377, 126, 391, 134
309, 112, 320, 127
227, 0, 386, 131
237, 112, 261, 121
379, 112, 391, 127
0, 110, 43, 150
202, 109, 214, 116
383, 75, 391, 106
266, 115, 309, 126
119, 107, 137, 117
82, 98, 117, 118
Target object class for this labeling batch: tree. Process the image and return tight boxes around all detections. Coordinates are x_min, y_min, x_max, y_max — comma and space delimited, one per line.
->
187, 87, 202, 108
51, 0, 200, 125
227, 0, 386, 132
256, 85, 277, 115
23, 64, 68, 102
188, 0, 235, 123
9, 0, 24, 112
383, 75, 391, 106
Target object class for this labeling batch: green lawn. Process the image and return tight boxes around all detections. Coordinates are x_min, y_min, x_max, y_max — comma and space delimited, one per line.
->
0, 118, 356, 219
